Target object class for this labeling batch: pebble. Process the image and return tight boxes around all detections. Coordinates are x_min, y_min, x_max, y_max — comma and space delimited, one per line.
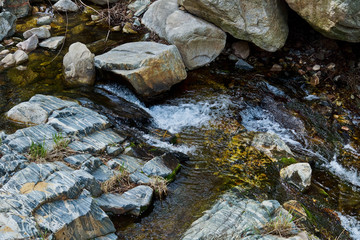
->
312, 64, 320, 71
270, 64, 282, 72
327, 63, 336, 70
0, 50, 9, 55
310, 75, 319, 86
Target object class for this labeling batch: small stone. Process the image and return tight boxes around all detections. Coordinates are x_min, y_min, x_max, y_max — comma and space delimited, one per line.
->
91, 15, 100, 21
312, 64, 320, 71
310, 75, 320, 86
39, 36, 65, 50
16, 35, 39, 52
53, 0, 79, 12
0, 49, 10, 55
228, 54, 239, 61
235, 59, 254, 71
0, 53, 15, 68
122, 22, 137, 34
327, 62, 336, 70
232, 41, 250, 59
23, 27, 51, 39
13, 50, 28, 65
280, 163, 312, 192
37, 16, 52, 25
270, 64, 282, 72
111, 26, 121, 31
16, 65, 27, 71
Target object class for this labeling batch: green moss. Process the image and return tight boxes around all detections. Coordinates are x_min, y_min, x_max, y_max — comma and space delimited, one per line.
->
165, 164, 181, 182
301, 204, 316, 225
280, 157, 297, 166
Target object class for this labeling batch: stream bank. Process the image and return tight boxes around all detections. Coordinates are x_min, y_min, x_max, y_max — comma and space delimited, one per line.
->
0, 0, 360, 239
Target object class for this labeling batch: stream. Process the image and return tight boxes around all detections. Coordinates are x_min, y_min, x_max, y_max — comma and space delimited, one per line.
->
1, 8, 360, 240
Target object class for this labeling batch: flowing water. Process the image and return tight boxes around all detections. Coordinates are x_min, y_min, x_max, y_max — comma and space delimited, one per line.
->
1, 9, 360, 240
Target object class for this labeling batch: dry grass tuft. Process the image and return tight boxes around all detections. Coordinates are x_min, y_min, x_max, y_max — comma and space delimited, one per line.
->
101, 169, 135, 194
149, 176, 168, 200
98, 1, 135, 27
261, 209, 301, 238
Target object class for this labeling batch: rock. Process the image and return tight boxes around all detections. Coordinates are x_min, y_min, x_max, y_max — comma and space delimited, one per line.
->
13, 49, 28, 64
182, 192, 303, 239
39, 36, 65, 50
23, 27, 51, 39
108, 155, 145, 173
87, 0, 118, 6
37, 15, 52, 25
0, 11, 16, 41
95, 233, 118, 240
0, 53, 15, 68
6, 94, 78, 125
280, 163, 312, 192
106, 146, 124, 156
122, 22, 137, 34
252, 132, 293, 158
270, 63, 283, 72
0, 49, 9, 55
165, 10, 226, 70
16, 34, 39, 51
95, 42, 187, 98
47, 106, 110, 136
6, 102, 48, 125
129, 171, 150, 184
142, 0, 178, 38
285, 0, 360, 42
179, 0, 289, 52
3, 0, 30, 18
232, 41, 250, 59
312, 64, 321, 71
35, 191, 115, 239
53, 0, 79, 12
64, 154, 93, 167
142, 154, 180, 180
128, 0, 150, 12
235, 59, 254, 70
95, 185, 153, 216
63, 42, 95, 86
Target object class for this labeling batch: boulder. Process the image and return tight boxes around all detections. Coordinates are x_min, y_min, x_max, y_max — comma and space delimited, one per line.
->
23, 27, 51, 39
16, 34, 39, 52
6, 102, 48, 125
182, 192, 303, 239
178, 0, 289, 52
94, 42, 187, 98
63, 42, 95, 86
165, 10, 226, 69
142, 0, 178, 38
280, 163, 312, 192
95, 185, 153, 216
39, 36, 65, 50
53, 0, 79, 12
285, 0, 360, 42
3, 0, 30, 18
0, 11, 16, 41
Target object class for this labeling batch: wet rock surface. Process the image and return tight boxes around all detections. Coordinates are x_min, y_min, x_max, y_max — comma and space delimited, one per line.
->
0, 11, 16, 41
0, 94, 183, 239
95, 41, 187, 98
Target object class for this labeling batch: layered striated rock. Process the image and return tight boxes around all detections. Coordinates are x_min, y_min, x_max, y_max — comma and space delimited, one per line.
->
63, 42, 95, 86
182, 191, 306, 240
3, 0, 30, 18
0, 11, 16, 41
285, 0, 360, 42
178, 0, 289, 52
95, 42, 187, 98
142, 0, 226, 69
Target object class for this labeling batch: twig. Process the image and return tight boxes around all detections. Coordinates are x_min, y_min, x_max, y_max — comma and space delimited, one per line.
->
48, 11, 68, 64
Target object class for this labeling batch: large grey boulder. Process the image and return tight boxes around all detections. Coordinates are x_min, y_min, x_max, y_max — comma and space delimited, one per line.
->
280, 163, 312, 192
285, 0, 360, 42
0, 11, 16, 41
142, 0, 226, 69
142, 0, 179, 38
182, 192, 304, 239
178, 0, 289, 52
95, 42, 187, 98
165, 10, 226, 69
53, 0, 79, 12
3, 0, 30, 18
63, 42, 95, 86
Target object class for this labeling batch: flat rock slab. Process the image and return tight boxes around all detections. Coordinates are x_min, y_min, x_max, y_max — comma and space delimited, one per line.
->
95, 42, 187, 98
39, 36, 65, 50
108, 155, 145, 173
35, 191, 115, 239
23, 27, 51, 39
182, 192, 301, 239
95, 185, 153, 216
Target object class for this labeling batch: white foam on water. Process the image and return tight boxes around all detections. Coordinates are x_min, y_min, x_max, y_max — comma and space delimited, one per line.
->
304, 95, 320, 101
337, 212, 360, 239
264, 82, 286, 97
327, 155, 360, 188
143, 134, 196, 154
